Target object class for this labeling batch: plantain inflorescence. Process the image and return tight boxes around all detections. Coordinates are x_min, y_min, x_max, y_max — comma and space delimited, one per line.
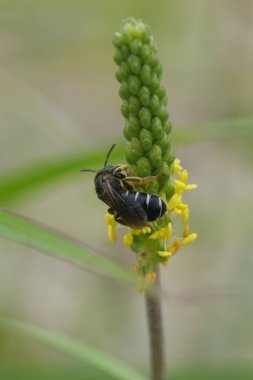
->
107, 18, 197, 285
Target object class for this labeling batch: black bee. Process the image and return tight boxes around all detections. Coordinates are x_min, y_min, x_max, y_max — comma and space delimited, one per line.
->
81, 144, 167, 229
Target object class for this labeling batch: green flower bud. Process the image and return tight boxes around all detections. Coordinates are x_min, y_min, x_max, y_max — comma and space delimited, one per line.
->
163, 121, 172, 134
121, 44, 130, 59
116, 62, 131, 83
129, 96, 141, 115
123, 116, 141, 139
165, 183, 175, 200
128, 55, 141, 74
151, 117, 163, 139
159, 132, 171, 153
150, 94, 160, 115
159, 107, 169, 123
119, 82, 130, 100
130, 39, 142, 55
149, 144, 162, 168
139, 86, 150, 106
144, 181, 158, 194
157, 86, 167, 104
139, 107, 151, 128
140, 64, 152, 85
150, 73, 159, 92
137, 157, 152, 176
121, 101, 129, 118
139, 128, 153, 151
113, 48, 124, 64
140, 44, 151, 62
125, 137, 143, 164
148, 52, 159, 69
128, 75, 141, 95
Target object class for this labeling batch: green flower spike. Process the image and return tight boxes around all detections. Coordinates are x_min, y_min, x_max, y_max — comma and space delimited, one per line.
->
108, 18, 197, 285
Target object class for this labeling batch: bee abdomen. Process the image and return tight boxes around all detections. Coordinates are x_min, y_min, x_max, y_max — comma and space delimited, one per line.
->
121, 191, 167, 222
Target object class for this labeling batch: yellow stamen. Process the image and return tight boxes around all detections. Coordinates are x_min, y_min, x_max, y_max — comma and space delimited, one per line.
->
173, 159, 183, 175
183, 224, 190, 238
168, 193, 182, 211
182, 207, 189, 223
168, 239, 181, 254
181, 233, 198, 246
145, 271, 157, 283
105, 213, 116, 226
108, 225, 117, 242
123, 233, 133, 246
184, 184, 198, 190
174, 179, 187, 191
177, 202, 188, 210
179, 170, 188, 183
158, 250, 171, 258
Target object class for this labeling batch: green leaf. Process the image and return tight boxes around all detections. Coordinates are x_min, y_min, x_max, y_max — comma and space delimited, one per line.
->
0, 209, 134, 286
0, 318, 147, 380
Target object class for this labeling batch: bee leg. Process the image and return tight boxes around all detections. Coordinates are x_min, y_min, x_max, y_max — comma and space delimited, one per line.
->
122, 175, 157, 186
113, 164, 128, 174
108, 207, 115, 215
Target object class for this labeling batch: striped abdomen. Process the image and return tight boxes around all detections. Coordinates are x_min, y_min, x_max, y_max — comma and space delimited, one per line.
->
121, 190, 167, 222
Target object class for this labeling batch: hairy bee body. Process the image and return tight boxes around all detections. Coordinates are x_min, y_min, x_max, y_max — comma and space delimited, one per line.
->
120, 190, 167, 222
81, 145, 167, 229
94, 165, 167, 229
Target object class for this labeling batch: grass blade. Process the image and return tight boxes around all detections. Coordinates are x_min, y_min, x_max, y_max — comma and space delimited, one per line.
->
0, 208, 134, 286
0, 144, 124, 205
0, 318, 147, 380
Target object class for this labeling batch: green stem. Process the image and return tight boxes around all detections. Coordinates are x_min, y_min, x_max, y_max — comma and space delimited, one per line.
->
145, 267, 165, 380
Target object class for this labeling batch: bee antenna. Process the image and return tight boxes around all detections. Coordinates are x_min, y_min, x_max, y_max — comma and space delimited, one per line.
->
104, 143, 116, 167
80, 169, 96, 173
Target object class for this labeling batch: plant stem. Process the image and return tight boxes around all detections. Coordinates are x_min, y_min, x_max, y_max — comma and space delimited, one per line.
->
145, 266, 165, 380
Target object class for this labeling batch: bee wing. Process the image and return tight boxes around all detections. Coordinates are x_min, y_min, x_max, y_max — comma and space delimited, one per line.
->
105, 180, 147, 228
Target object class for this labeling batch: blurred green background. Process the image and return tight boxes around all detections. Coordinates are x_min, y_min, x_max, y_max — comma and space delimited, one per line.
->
0, 0, 253, 379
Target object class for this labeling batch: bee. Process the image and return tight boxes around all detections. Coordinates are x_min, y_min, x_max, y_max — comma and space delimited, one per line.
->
80, 144, 167, 229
